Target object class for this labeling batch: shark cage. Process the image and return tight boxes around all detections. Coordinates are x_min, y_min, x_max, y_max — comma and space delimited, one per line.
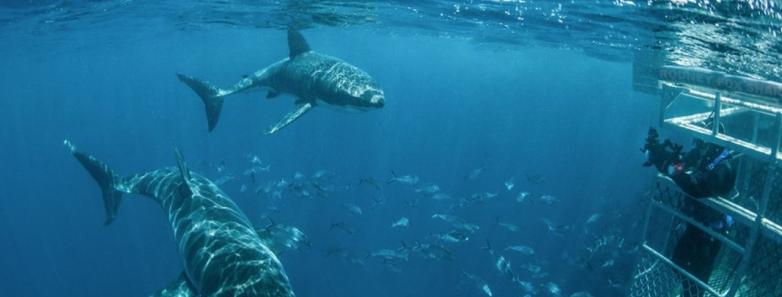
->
627, 52, 782, 297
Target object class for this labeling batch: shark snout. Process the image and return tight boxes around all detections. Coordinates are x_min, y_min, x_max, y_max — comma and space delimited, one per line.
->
371, 94, 385, 107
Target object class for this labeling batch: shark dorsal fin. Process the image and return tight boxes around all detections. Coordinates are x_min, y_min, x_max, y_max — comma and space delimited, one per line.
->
174, 147, 194, 196
288, 29, 311, 58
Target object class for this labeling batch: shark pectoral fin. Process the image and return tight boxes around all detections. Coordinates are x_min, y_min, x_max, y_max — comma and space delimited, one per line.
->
287, 29, 311, 58
265, 102, 313, 135
173, 148, 195, 197
150, 272, 197, 297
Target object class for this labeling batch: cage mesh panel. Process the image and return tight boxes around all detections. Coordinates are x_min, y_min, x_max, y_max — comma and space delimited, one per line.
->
630, 253, 679, 297
628, 253, 726, 297
730, 147, 782, 297
707, 247, 742, 295
759, 161, 782, 227
643, 207, 678, 256
630, 160, 781, 297
651, 180, 752, 246
733, 236, 782, 297
734, 158, 763, 213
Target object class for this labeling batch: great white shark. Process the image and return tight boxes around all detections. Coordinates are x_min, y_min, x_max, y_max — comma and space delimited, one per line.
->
177, 29, 385, 134
65, 140, 296, 297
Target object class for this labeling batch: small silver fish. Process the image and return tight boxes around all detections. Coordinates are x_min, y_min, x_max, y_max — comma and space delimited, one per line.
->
409, 242, 453, 261
391, 217, 410, 228
214, 174, 235, 186
370, 248, 408, 262
520, 263, 541, 274
540, 194, 559, 205
245, 154, 271, 174
342, 203, 363, 215
514, 279, 535, 294
481, 284, 492, 297
454, 222, 480, 234
505, 245, 535, 256
388, 174, 420, 186
435, 228, 474, 243
431, 192, 452, 200
516, 191, 531, 202
313, 169, 332, 180
498, 221, 520, 232
247, 154, 263, 166
586, 213, 602, 225
542, 218, 572, 235
468, 168, 484, 180
433, 233, 461, 243
495, 255, 513, 276
415, 183, 440, 194
256, 221, 310, 254
215, 161, 228, 174
462, 272, 492, 297
545, 282, 562, 297
432, 213, 461, 224
504, 177, 515, 191
472, 192, 498, 201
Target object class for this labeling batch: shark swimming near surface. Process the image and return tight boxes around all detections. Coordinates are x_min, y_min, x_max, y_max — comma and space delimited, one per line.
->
177, 29, 385, 134
64, 140, 295, 297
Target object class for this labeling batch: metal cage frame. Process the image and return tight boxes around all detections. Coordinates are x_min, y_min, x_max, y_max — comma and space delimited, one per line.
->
630, 63, 782, 297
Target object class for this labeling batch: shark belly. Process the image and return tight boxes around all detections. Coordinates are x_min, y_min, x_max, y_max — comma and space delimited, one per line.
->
269, 53, 374, 107
267, 53, 340, 101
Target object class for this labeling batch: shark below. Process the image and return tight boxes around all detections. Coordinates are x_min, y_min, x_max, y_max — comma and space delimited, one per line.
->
177, 29, 385, 134
64, 140, 295, 297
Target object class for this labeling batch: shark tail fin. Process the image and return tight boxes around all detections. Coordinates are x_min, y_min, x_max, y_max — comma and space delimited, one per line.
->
64, 140, 124, 225
176, 74, 225, 132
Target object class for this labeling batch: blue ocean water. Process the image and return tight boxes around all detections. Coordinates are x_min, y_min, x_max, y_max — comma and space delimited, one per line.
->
0, 1, 779, 297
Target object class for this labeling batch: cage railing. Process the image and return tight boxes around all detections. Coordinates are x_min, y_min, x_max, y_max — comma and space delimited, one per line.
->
660, 84, 782, 163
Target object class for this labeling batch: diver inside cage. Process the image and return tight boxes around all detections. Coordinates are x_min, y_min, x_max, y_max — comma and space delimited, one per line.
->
641, 126, 740, 297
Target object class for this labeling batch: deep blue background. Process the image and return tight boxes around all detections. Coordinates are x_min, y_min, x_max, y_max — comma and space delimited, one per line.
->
0, 27, 659, 297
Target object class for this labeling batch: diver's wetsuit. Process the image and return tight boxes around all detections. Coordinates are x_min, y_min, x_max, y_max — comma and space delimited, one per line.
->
671, 188, 724, 297
643, 129, 737, 297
